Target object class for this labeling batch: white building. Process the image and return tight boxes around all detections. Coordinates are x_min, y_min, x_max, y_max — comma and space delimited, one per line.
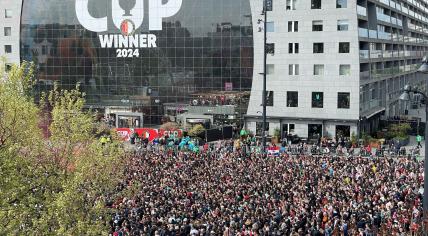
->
245, 0, 428, 140
0, 0, 22, 70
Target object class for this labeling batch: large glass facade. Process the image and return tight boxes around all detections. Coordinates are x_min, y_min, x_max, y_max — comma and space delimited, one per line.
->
21, 0, 254, 127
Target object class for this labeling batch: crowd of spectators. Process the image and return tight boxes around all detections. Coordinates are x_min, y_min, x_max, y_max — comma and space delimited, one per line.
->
109, 142, 424, 236
190, 95, 243, 107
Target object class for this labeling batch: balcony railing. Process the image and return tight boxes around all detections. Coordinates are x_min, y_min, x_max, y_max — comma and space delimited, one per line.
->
358, 28, 369, 37
392, 34, 404, 42
378, 31, 391, 40
360, 99, 382, 113
357, 5, 367, 16
360, 50, 369, 59
359, 50, 427, 60
383, 50, 393, 58
370, 50, 383, 59
360, 71, 370, 80
358, 27, 428, 44
379, 0, 390, 5
395, 3, 402, 11
377, 13, 391, 23
369, 30, 378, 39
404, 51, 423, 57
370, 65, 418, 78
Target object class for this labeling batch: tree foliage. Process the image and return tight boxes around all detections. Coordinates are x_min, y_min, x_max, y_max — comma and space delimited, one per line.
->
350, 132, 357, 145
0, 61, 40, 148
188, 124, 206, 137
386, 123, 411, 140
160, 121, 179, 130
0, 62, 125, 234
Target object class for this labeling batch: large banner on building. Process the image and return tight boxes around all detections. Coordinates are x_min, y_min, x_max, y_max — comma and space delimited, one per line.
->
21, 0, 254, 128
116, 128, 183, 142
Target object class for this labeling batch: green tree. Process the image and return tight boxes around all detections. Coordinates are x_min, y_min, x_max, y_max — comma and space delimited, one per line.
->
188, 124, 206, 137
0, 61, 41, 148
160, 121, 179, 130
273, 128, 281, 138
350, 132, 357, 145
386, 123, 411, 140
0, 63, 125, 235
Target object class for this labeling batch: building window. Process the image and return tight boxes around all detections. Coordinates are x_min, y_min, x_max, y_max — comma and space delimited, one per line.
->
377, 24, 385, 32
286, 0, 297, 10
4, 45, 12, 54
339, 42, 350, 53
266, 22, 275, 32
336, 125, 350, 138
4, 9, 12, 18
4, 27, 11, 36
289, 64, 299, 75
371, 87, 377, 99
312, 20, 323, 31
23, 45, 29, 55
308, 124, 323, 139
337, 20, 349, 31
313, 64, 324, 75
267, 64, 275, 74
312, 92, 324, 108
289, 43, 299, 54
338, 92, 350, 109
256, 122, 270, 136
337, 0, 347, 8
42, 45, 48, 55
311, 0, 321, 9
266, 91, 274, 106
266, 43, 275, 54
313, 43, 324, 53
288, 21, 298, 32
282, 123, 295, 137
339, 64, 351, 75
287, 91, 298, 107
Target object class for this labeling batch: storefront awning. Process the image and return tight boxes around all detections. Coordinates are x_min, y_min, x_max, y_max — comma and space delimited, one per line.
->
365, 108, 386, 119
187, 118, 210, 123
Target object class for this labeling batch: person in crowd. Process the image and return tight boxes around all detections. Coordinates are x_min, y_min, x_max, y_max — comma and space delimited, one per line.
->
416, 134, 422, 149
109, 145, 424, 236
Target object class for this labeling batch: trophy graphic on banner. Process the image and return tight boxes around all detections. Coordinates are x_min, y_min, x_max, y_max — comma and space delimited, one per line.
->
119, 0, 136, 16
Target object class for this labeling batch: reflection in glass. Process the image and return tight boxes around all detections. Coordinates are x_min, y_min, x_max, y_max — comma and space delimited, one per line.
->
21, 0, 254, 127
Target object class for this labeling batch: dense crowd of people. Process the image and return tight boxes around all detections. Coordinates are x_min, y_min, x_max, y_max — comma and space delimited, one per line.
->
109, 141, 425, 236
190, 95, 244, 107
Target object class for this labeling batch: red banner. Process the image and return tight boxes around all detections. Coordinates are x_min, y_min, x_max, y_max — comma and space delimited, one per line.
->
158, 129, 183, 138
116, 128, 183, 141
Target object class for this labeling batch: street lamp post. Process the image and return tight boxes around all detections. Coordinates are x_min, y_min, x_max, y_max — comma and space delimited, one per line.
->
400, 57, 428, 233
260, 0, 273, 153
261, 0, 268, 152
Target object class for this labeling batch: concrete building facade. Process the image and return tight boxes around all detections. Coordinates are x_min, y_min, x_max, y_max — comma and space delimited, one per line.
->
0, 0, 22, 69
245, 0, 428, 140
